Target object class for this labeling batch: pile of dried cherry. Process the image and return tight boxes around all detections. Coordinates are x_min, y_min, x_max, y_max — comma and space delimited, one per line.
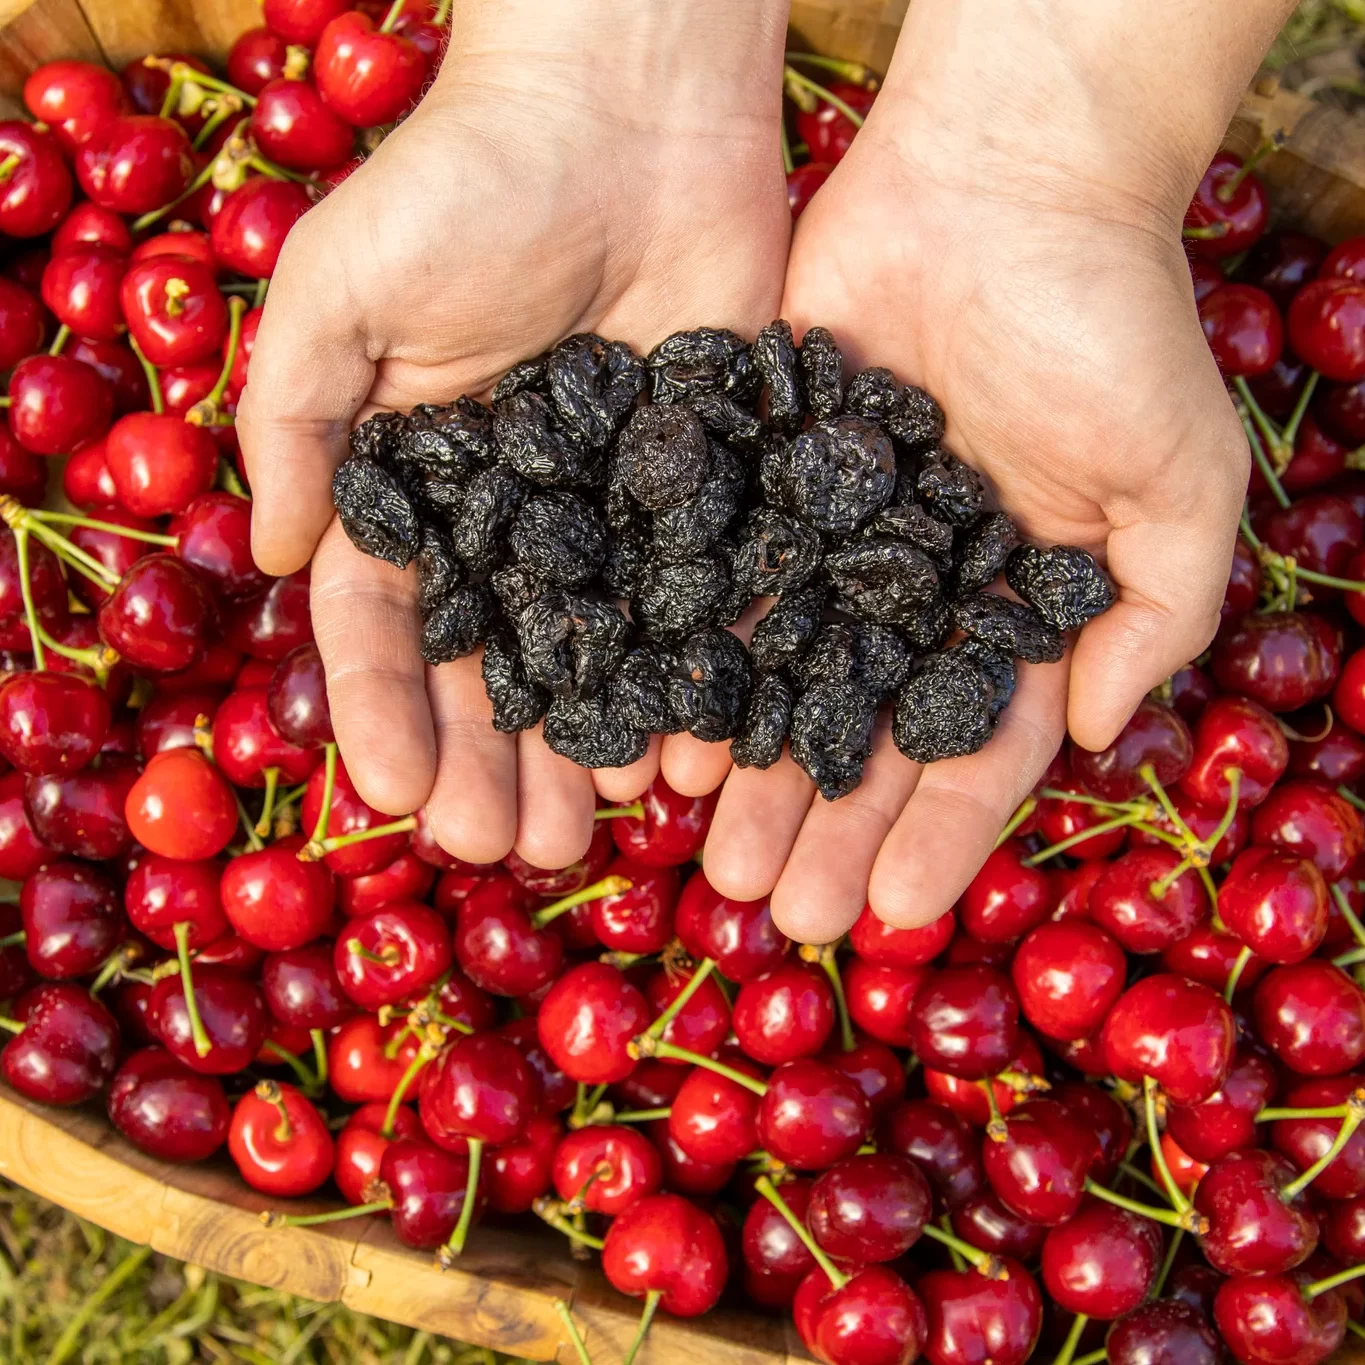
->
0, 10, 1364, 1365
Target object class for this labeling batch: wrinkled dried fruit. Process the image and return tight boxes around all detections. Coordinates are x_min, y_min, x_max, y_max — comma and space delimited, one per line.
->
450, 465, 526, 574
332, 456, 421, 568
517, 591, 629, 699
791, 680, 878, 800
420, 585, 497, 665
668, 628, 752, 741
415, 522, 463, 615
509, 492, 606, 587
952, 592, 1064, 664
647, 327, 756, 404
731, 670, 793, 769
546, 333, 644, 449
893, 647, 1003, 763
843, 367, 944, 451
1005, 544, 1117, 630
953, 511, 1021, 594
825, 537, 940, 624
753, 319, 803, 433
609, 642, 682, 736
799, 326, 843, 420
482, 632, 548, 733
733, 509, 823, 597
914, 447, 985, 527
632, 555, 731, 641
773, 416, 896, 534
748, 585, 825, 672
494, 390, 599, 488
543, 693, 648, 769
616, 405, 711, 509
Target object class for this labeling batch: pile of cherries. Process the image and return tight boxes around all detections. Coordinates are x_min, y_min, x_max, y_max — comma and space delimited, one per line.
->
4, 13, 1365, 1365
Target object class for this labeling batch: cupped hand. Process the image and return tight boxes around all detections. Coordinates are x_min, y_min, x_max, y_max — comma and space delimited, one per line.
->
238, 3, 789, 870
703, 87, 1249, 943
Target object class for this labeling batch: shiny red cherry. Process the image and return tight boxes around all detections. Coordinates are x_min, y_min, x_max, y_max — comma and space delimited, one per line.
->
125, 749, 238, 859
848, 902, 953, 968
674, 869, 789, 980
0, 122, 72, 237
99, 555, 213, 673
908, 965, 1019, 1081
586, 856, 678, 953
960, 842, 1055, 944
0, 279, 43, 373
314, 12, 426, 127
642, 961, 731, 1062
107, 1046, 229, 1162
1088, 846, 1203, 955
105, 412, 218, 518
210, 177, 311, 279
420, 1031, 533, 1149
1290, 278, 1365, 382
19, 859, 122, 980
1, 982, 119, 1104
339, 848, 434, 917
1180, 694, 1289, 808
120, 255, 226, 366
758, 1058, 870, 1170
1200, 284, 1283, 376
1219, 846, 1328, 963
601, 1193, 727, 1319
228, 1079, 333, 1196
982, 1098, 1095, 1226
380, 1137, 482, 1249
453, 875, 561, 997
793, 1264, 926, 1365
553, 1124, 662, 1215
263, 0, 349, 43
1251, 778, 1364, 881
335, 900, 451, 1010
1195, 1147, 1318, 1275
267, 642, 333, 746
24, 762, 138, 861
1167, 1044, 1278, 1164
537, 961, 649, 1085
41, 245, 127, 344
8, 353, 113, 456
75, 115, 193, 216
1213, 1269, 1346, 1365
1071, 698, 1193, 802
153, 965, 268, 1075
807, 1152, 930, 1262
172, 492, 269, 602
786, 163, 832, 218
222, 837, 336, 952
123, 851, 226, 951
1184, 152, 1269, 259
334, 1100, 421, 1206
845, 957, 925, 1049
1213, 612, 1336, 714
0, 672, 110, 776
300, 754, 408, 875
1041, 1197, 1161, 1319
250, 77, 356, 171
611, 777, 716, 867
1272, 1074, 1365, 1199
327, 1012, 420, 1103
733, 960, 835, 1065
793, 81, 875, 163
1254, 960, 1365, 1076
23, 60, 128, 154
212, 687, 319, 787
1010, 920, 1126, 1041
880, 1098, 983, 1210
918, 1259, 1042, 1365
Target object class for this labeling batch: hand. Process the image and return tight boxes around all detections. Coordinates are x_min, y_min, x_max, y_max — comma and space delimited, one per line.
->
703, 5, 1265, 942
239, 1, 789, 870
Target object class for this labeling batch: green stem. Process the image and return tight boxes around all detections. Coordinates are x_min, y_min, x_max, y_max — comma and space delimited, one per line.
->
234, 791, 265, 853
163, 62, 256, 106
1256, 1105, 1351, 1122
1281, 369, 1320, 449
1071, 1352, 1106, 1365
1302, 1262, 1365, 1300
782, 51, 876, 84
920, 1221, 998, 1272
132, 151, 220, 232
0, 929, 24, 948
1333, 945, 1365, 968
1199, 769, 1242, 860
13, 529, 43, 671
609, 1108, 672, 1123
593, 802, 644, 820
1339, 786, 1365, 814
265, 1199, 392, 1228
531, 875, 633, 929
779, 117, 794, 176
384, 1047, 433, 1137
621, 1291, 661, 1365
1141, 765, 1198, 846
1117, 1160, 1170, 1201
254, 767, 280, 838
1146, 1076, 1191, 1213
645, 957, 716, 1041
311, 1029, 327, 1090
553, 1300, 594, 1365
1235, 397, 1291, 509
31, 510, 179, 546
190, 296, 246, 424
47, 323, 69, 358
379, 0, 406, 31
938, 1214, 966, 1272
0, 1015, 23, 1034
1282, 1099, 1365, 1199
995, 796, 1037, 848
192, 97, 243, 151
1333, 883, 1365, 952
641, 1039, 767, 1095
313, 815, 416, 856
755, 1177, 848, 1291
1225, 944, 1254, 1003
1216, 134, 1282, 202
444, 1138, 481, 1257
173, 921, 212, 1059
127, 335, 164, 415
1152, 1228, 1184, 1299
815, 947, 856, 1053
262, 1041, 320, 1094
1050, 1313, 1089, 1365
782, 65, 866, 127
1024, 813, 1141, 865
534, 1200, 606, 1251
309, 743, 337, 846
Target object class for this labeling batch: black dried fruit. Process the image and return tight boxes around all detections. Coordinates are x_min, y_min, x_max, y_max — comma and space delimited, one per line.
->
790, 680, 877, 801
776, 416, 896, 534
609, 642, 682, 735
799, 326, 843, 420
899, 595, 953, 654
668, 628, 752, 741
914, 447, 985, 527
748, 585, 825, 672
348, 410, 405, 465
482, 632, 548, 733
1005, 544, 1117, 630
865, 503, 955, 573
848, 623, 916, 698
415, 522, 462, 615
420, 585, 497, 665
953, 511, 1021, 594
892, 648, 1001, 763
843, 367, 944, 451
547, 333, 645, 449
490, 563, 546, 617
790, 623, 859, 691
494, 390, 598, 488
602, 531, 648, 600
732, 508, 822, 597
492, 354, 547, 401
689, 393, 770, 452
824, 537, 940, 623
615, 406, 711, 509
952, 592, 1064, 664
753, 319, 803, 434
450, 465, 526, 574
957, 637, 1016, 721
409, 472, 466, 521
517, 591, 629, 700
332, 456, 421, 569
543, 693, 649, 769
713, 536, 756, 628
398, 397, 496, 477
509, 491, 606, 587
647, 328, 757, 404
652, 460, 740, 562
632, 555, 731, 641
731, 670, 792, 769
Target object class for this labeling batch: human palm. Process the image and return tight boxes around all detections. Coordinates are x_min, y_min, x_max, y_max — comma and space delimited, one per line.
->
702, 123, 1249, 943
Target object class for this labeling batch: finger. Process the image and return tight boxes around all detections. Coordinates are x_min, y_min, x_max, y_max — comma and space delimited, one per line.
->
311, 518, 436, 816
704, 751, 815, 902
868, 658, 1069, 929
238, 205, 375, 577
514, 724, 597, 871
423, 651, 519, 865
770, 720, 922, 945
592, 736, 661, 806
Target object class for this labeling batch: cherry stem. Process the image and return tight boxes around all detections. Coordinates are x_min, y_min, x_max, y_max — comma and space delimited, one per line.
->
307, 815, 420, 862
0, 1016, 23, 1034
263, 1198, 392, 1229
980, 1077, 1007, 1142
1235, 397, 1292, 509
1086, 1177, 1206, 1231
0, 154, 20, 183
1216, 133, 1282, 202
533, 1198, 606, 1251
306, 743, 337, 846
234, 790, 265, 853
132, 153, 219, 232
1282, 369, 1321, 450
1145, 1076, 1192, 1213
593, 802, 644, 820
995, 795, 1037, 848
383, 1044, 434, 1138
1051, 1313, 1090, 1365
800, 943, 855, 1052
1349, 1320, 1365, 1344
382, 1022, 415, 1061
31, 510, 179, 547
1071, 1353, 1106, 1365
1140, 765, 1198, 847
553, 1299, 594, 1365
254, 1077, 292, 1142
619, 1291, 662, 1365
379, 0, 406, 30
1281, 1094, 1365, 1199
1150, 856, 1194, 900
1331, 883, 1365, 954
938, 1214, 967, 1272
262, 1040, 321, 1095
173, 921, 212, 1059
20, 518, 118, 588
781, 65, 866, 127
1302, 1262, 1365, 1301
431, 0, 452, 24
158, 60, 257, 108
0, 930, 24, 949
12, 529, 44, 672
641, 956, 717, 1042
1152, 1228, 1184, 1300
755, 1176, 849, 1290
193, 97, 244, 151
1199, 769, 1243, 863
188, 296, 246, 426
46, 323, 70, 358
1224, 944, 1255, 1003
348, 939, 401, 967
1118, 1160, 1171, 1201
1037, 787, 1151, 815
311, 1029, 327, 1089
1339, 786, 1365, 815
1182, 223, 1231, 240
1024, 812, 1142, 865
443, 1137, 481, 1257
531, 875, 633, 929
783, 51, 876, 85
1256, 1105, 1352, 1121
609, 1108, 671, 1124
127, 335, 164, 415
634, 1037, 767, 1094
779, 117, 794, 176
254, 767, 280, 838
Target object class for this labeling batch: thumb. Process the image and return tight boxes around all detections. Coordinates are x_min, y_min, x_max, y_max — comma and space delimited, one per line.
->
237, 204, 375, 577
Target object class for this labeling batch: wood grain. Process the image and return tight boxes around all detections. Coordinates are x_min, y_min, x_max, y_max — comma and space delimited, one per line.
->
73, 0, 260, 71
0, 0, 101, 117
788, 0, 908, 76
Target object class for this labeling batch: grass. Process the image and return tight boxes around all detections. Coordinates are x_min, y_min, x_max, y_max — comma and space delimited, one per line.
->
0, 1179, 513, 1365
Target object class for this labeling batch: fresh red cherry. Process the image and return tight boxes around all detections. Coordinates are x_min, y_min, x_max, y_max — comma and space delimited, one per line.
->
923, 1033, 1043, 1129
733, 960, 835, 1065
1034, 783, 1130, 860
1088, 846, 1203, 955
153, 965, 268, 1075
793, 1264, 926, 1365
133, 688, 219, 761
553, 1124, 662, 1215
1244, 229, 1328, 308
1184, 152, 1269, 258
674, 869, 789, 980
334, 1101, 421, 1206
0, 279, 43, 373
123, 852, 226, 952
453, 875, 562, 997
314, 12, 426, 127
824, 1035, 905, 1120
646, 1115, 735, 1195
0, 533, 65, 648
1071, 699, 1193, 802
25, 761, 138, 861
23, 60, 127, 153
1274, 411, 1350, 493
1255, 960, 1365, 1076
75, 115, 192, 215
1320, 375, 1365, 446
1266, 492, 1365, 584
602, 1192, 727, 1327
419, 1032, 534, 1150
1324, 1194, 1365, 1263
501, 1016, 574, 1115
743, 1176, 815, 1284
263, 0, 350, 43
537, 961, 649, 1085
1195, 1147, 1319, 1274
668, 1059, 764, 1166
125, 749, 238, 859
0, 770, 53, 880
0, 426, 48, 508
300, 754, 408, 875
486, 1111, 560, 1214
1, 982, 119, 1104
212, 687, 319, 788
1213, 612, 1336, 714
1180, 694, 1289, 808
960, 842, 1055, 944
585, 856, 678, 953
19, 859, 122, 981
642, 961, 730, 1062
0, 122, 72, 237
1290, 278, 1365, 382
106, 412, 218, 521
327, 1013, 420, 1103
1102, 973, 1235, 1104
267, 642, 333, 747
786, 162, 832, 218
758, 1058, 870, 1170
8, 353, 114, 456
228, 1079, 333, 1196
222, 837, 336, 952
1167, 1044, 1278, 1164
40, 245, 127, 345
793, 81, 875, 164
918, 1259, 1042, 1365
334, 900, 451, 1010
379, 1137, 483, 1249
107, 1046, 229, 1163
1049, 1082, 1132, 1183
908, 965, 1019, 1081
947, 1187, 1047, 1262
845, 957, 925, 1049
880, 1098, 983, 1210
849, 902, 952, 968
99, 552, 213, 674
260, 943, 353, 1033
1105, 1298, 1220, 1365
63, 437, 118, 508
1010, 920, 1126, 1041
1271, 1074, 1365, 1199
339, 849, 434, 917
224, 567, 313, 657
1188, 255, 1224, 302
210, 177, 311, 279
1214, 1269, 1347, 1365
981, 1098, 1095, 1226
1251, 779, 1364, 881
1041, 1197, 1161, 1319
1199, 284, 1283, 376
171, 492, 269, 602
1336, 646, 1365, 737
60, 505, 156, 610
807, 1152, 930, 1262
250, 77, 356, 172
611, 776, 716, 867
226, 27, 289, 93
1218, 846, 1329, 963
120, 255, 227, 367
0, 672, 111, 777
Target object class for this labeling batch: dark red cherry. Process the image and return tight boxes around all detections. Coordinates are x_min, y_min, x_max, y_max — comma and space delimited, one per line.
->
646, 1116, 735, 1195
225, 568, 314, 659
611, 777, 716, 867
1218, 846, 1329, 963
1213, 612, 1336, 714
1011, 920, 1126, 1041
793, 1264, 926, 1365
1290, 278, 1365, 382
260, 943, 352, 1032
880, 1098, 983, 1210
642, 962, 730, 1062
299, 753, 408, 875
0, 770, 53, 881
133, 688, 219, 761
674, 869, 789, 980
918, 1259, 1042, 1365
922, 1033, 1044, 1129
733, 960, 835, 1065
314, 12, 426, 127
1255, 960, 1365, 1076
743, 1176, 815, 1281
267, 642, 332, 747
227, 27, 290, 94
1088, 846, 1203, 955
153, 966, 269, 1076
824, 1035, 905, 1120
107, 1046, 229, 1162
419, 1031, 533, 1149
792, 80, 875, 163
1214, 1269, 1346, 1365
601, 1192, 727, 1328
380, 1137, 482, 1250
26, 761, 138, 861
171, 493, 269, 602
0, 425, 49, 508
0, 672, 111, 777
327, 1012, 420, 1104
982, 1099, 1095, 1226
0, 279, 43, 374
1184, 152, 1269, 259
8, 353, 113, 455
1251, 779, 1364, 881
959, 842, 1055, 944
1293, 723, 1365, 790
0, 122, 72, 237
75, 114, 192, 216
501, 1017, 573, 1116
948, 1188, 1046, 1261
333, 1101, 421, 1207
1272, 1074, 1365, 1199
63, 505, 157, 609
123, 851, 226, 951
807, 1152, 930, 1262
537, 961, 649, 1085
1105, 1299, 1220, 1365
334, 900, 451, 1010
19, 859, 121, 980
453, 875, 561, 997
787, 162, 832, 218
908, 965, 1019, 1081
1266, 492, 1365, 585
63, 437, 118, 508
210, 177, 311, 279
1042, 1197, 1161, 1319
211, 687, 319, 787
1195, 1147, 1319, 1275
1180, 694, 1289, 807
1070, 699, 1193, 802
1052, 1082, 1138, 1177
1167, 1044, 1278, 1164
845, 957, 925, 1049
98, 555, 213, 673
1323, 1194, 1365, 1262
1, 982, 119, 1104
250, 76, 355, 172
222, 837, 336, 952
228, 1079, 332, 1196
1200, 284, 1283, 376
848, 902, 953, 968
552, 1124, 662, 1215
486, 1112, 560, 1214
1244, 229, 1329, 309
757, 1058, 870, 1170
